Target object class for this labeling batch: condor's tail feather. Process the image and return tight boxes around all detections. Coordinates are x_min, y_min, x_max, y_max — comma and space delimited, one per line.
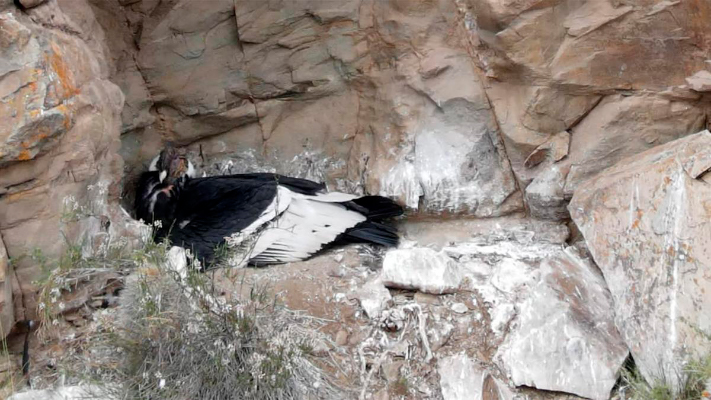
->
345, 196, 404, 221
334, 221, 400, 247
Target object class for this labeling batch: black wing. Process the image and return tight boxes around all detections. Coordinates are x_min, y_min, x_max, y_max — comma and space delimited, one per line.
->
216, 173, 326, 195
162, 177, 278, 265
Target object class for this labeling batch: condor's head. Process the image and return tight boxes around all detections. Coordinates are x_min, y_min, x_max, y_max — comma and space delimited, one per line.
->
148, 145, 196, 185
135, 146, 196, 226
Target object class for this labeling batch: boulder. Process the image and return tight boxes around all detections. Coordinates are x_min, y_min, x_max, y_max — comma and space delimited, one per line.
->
524, 164, 568, 220
570, 130, 711, 389
495, 247, 628, 400
17, 0, 46, 9
686, 70, 711, 92
563, 94, 706, 197
382, 248, 463, 295
8, 385, 113, 400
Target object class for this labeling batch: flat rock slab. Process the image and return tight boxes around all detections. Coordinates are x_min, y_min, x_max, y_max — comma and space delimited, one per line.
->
570, 130, 711, 389
495, 247, 628, 400
381, 247, 462, 294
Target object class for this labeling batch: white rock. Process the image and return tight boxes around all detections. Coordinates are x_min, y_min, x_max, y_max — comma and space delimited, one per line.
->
496, 247, 628, 400
381, 248, 462, 294
352, 275, 391, 319
9, 386, 114, 400
686, 70, 711, 92
428, 321, 454, 351
438, 354, 512, 400
450, 303, 468, 314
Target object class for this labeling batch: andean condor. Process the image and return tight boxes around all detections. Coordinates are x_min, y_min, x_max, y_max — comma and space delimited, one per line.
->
135, 147, 403, 269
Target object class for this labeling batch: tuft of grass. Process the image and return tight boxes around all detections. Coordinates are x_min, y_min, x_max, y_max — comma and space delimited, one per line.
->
87, 247, 341, 400
30, 237, 343, 399
620, 355, 711, 400
12, 195, 344, 399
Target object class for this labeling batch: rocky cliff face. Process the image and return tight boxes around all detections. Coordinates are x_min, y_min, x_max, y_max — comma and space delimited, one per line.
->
0, 0, 147, 326
1, 0, 710, 397
114, 0, 710, 218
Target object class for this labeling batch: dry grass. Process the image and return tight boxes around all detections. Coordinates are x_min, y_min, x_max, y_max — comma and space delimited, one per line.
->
20, 228, 343, 399
619, 356, 711, 400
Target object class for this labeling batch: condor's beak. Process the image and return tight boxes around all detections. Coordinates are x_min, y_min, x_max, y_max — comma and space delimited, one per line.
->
169, 157, 188, 179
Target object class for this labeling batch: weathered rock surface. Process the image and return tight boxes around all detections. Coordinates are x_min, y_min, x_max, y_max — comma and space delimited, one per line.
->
124, 0, 524, 216
467, 0, 711, 90
562, 94, 707, 197
0, 4, 144, 325
0, 235, 13, 336
495, 247, 628, 400
462, 0, 711, 218
570, 130, 711, 389
27, 0, 706, 225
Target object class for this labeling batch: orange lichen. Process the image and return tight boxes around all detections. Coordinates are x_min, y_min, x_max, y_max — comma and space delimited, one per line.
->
18, 150, 31, 160
19, 131, 50, 151
47, 42, 79, 99
666, 245, 676, 257
55, 104, 72, 129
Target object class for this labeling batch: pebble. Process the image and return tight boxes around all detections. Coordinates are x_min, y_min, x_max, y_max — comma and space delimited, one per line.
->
335, 330, 349, 346
451, 303, 468, 314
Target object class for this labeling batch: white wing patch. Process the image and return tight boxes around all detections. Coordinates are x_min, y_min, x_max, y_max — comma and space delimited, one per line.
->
247, 190, 365, 263
224, 186, 292, 249
304, 191, 359, 203
186, 160, 197, 178
148, 155, 160, 171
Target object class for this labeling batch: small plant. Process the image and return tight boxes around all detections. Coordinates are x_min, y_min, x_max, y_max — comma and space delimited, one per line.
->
620, 355, 711, 400
86, 247, 341, 400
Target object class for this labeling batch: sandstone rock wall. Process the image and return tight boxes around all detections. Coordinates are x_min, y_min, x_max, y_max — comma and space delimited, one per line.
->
0, 1, 143, 323
106, 0, 710, 220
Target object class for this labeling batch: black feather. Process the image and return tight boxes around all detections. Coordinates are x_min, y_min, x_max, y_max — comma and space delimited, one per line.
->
216, 173, 326, 195
163, 177, 278, 264
333, 220, 400, 247
344, 196, 404, 220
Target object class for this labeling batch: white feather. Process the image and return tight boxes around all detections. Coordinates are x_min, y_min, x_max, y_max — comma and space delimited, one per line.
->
304, 191, 359, 202
149, 155, 160, 171
224, 186, 292, 249
186, 160, 197, 178
247, 189, 365, 263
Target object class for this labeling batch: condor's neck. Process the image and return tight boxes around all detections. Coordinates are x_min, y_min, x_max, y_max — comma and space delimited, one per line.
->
135, 171, 181, 226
